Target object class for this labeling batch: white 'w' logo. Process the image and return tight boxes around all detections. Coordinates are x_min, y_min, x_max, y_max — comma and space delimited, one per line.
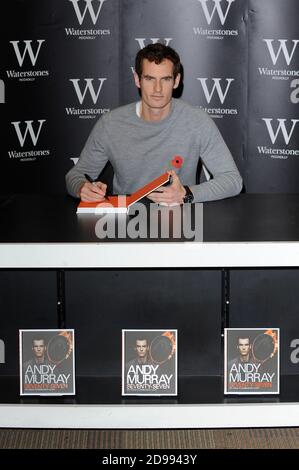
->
263, 39, 299, 66
197, 78, 234, 104
11, 120, 46, 147
70, 78, 106, 104
69, 0, 107, 25
10, 40, 45, 67
262, 118, 299, 145
197, 0, 235, 25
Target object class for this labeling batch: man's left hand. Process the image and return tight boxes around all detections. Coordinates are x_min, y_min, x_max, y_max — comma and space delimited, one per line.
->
147, 170, 186, 204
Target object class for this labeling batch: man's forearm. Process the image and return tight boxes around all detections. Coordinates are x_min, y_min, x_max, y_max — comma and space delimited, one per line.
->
191, 170, 243, 203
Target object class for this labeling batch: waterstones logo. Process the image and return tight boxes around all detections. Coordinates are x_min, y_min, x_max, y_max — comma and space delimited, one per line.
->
258, 39, 299, 81
198, 0, 234, 25
258, 118, 299, 160
193, 0, 238, 40
7, 40, 49, 82
66, 78, 110, 119
263, 118, 298, 145
197, 78, 237, 117
8, 120, 51, 162
0, 339, 4, 364
0, 80, 4, 103
66, 0, 110, 40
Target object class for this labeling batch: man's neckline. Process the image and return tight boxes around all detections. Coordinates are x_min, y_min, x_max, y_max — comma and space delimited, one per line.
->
135, 99, 176, 124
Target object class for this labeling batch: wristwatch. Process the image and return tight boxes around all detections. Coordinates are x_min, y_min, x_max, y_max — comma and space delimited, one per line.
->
183, 185, 194, 203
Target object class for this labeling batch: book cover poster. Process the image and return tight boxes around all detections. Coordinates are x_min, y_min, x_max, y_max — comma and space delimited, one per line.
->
224, 328, 279, 394
19, 329, 75, 396
122, 329, 177, 396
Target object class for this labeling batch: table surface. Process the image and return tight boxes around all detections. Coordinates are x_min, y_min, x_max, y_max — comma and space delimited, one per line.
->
1, 193, 299, 268
1, 192, 299, 243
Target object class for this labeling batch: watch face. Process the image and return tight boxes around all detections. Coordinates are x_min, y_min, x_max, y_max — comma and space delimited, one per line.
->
183, 194, 193, 203
183, 186, 194, 203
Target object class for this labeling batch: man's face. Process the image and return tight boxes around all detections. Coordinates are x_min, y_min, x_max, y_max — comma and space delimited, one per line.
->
135, 339, 148, 358
134, 58, 180, 113
237, 338, 250, 356
32, 339, 46, 358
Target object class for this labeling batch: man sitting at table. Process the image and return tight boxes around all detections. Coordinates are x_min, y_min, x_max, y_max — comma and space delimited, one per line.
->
66, 43, 242, 205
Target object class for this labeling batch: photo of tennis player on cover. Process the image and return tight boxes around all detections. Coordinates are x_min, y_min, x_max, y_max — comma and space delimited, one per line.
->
122, 329, 177, 396
20, 329, 75, 396
224, 328, 279, 394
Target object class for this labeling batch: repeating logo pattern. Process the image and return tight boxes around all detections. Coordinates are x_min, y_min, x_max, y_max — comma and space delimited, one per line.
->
2, 0, 299, 194
254, 32, 299, 165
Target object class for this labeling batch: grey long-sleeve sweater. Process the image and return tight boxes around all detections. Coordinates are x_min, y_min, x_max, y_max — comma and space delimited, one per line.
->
66, 99, 242, 202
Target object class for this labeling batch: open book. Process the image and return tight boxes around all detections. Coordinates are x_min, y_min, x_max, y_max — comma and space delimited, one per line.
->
77, 172, 170, 214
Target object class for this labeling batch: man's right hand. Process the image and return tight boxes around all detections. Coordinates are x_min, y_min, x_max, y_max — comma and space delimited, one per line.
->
79, 181, 108, 202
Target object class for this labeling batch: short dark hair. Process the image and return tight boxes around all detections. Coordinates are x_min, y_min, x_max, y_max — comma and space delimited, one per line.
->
237, 337, 251, 344
135, 337, 148, 345
32, 338, 45, 345
135, 43, 181, 79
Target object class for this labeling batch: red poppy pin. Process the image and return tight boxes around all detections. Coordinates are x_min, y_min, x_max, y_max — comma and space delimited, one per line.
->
171, 156, 184, 169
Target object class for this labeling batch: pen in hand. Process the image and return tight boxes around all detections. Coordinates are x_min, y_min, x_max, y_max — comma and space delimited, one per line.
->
84, 173, 109, 200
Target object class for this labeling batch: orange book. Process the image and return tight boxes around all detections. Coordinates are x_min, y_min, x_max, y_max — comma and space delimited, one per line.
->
77, 172, 170, 214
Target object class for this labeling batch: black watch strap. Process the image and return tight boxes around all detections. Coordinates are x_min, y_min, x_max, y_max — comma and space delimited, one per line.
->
183, 185, 194, 203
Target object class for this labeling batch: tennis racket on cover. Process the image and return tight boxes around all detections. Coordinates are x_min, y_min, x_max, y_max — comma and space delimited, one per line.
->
47, 331, 73, 365
149, 331, 176, 365
251, 330, 278, 364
